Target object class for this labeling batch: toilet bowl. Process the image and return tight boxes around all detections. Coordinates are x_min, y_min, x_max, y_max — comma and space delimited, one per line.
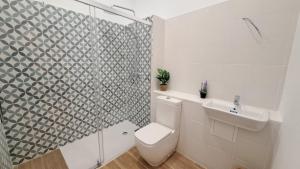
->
134, 96, 182, 166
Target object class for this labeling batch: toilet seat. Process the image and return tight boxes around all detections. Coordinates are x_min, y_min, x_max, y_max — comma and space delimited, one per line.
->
135, 123, 174, 146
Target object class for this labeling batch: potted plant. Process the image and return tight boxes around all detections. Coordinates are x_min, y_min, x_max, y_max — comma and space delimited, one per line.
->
156, 68, 170, 91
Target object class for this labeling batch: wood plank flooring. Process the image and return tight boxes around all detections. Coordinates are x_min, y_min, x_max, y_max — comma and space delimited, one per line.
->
101, 148, 204, 169
15, 149, 69, 169
16, 147, 204, 169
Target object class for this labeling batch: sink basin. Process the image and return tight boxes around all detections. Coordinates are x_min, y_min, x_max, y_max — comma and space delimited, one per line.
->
202, 99, 269, 132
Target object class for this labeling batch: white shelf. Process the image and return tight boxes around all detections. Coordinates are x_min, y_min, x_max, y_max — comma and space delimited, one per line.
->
153, 90, 282, 123
153, 90, 205, 105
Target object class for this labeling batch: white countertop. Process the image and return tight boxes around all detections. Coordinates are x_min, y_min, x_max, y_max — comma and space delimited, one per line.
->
154, 90, 205, 104
153, 90, 282, 123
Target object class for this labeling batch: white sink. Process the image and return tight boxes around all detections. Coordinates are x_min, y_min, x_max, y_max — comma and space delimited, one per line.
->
202, 99, 269, 132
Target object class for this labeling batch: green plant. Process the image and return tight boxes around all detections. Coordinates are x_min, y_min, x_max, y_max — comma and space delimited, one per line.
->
156, 68, 170, 85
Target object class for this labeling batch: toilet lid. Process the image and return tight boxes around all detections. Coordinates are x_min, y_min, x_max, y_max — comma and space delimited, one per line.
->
135, 123, 173, 145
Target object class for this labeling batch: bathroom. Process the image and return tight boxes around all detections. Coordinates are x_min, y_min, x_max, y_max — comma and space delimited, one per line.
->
0, 0, 299, 169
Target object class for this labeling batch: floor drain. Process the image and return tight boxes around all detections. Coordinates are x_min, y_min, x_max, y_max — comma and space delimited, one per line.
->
122, 131, 128, 135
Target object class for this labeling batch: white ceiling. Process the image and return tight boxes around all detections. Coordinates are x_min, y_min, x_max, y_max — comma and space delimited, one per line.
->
97, 0, 229, 19
134, 0, 229, 19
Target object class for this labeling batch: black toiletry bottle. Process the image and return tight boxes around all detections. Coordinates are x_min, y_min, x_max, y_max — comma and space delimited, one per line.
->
200, 90, 207, 99
200, 81, 208, 99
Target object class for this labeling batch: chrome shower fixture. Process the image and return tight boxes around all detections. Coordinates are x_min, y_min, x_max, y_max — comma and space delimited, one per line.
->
112, 5, 136, 16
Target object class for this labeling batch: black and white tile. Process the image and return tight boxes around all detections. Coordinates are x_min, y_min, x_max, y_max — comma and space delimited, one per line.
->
0, 120, 12, 169
0, 0, 152, 165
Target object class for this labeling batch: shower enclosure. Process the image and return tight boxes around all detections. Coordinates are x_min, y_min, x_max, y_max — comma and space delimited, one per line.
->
0, 0, 152, 168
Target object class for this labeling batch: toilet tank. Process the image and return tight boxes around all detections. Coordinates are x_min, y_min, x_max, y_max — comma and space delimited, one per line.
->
156, 96, 182, 130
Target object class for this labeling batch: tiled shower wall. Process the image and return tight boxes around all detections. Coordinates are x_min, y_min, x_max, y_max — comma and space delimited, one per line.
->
126, 21, 152, 127
0, 120, 12, 169
0, 0, 151, 165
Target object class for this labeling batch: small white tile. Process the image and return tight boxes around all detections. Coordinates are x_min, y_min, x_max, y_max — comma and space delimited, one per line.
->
204, 129, 235, 155
182, 101, 210, 126
272, 127, 300, 169
211, 120, 236, 142
231, 65, 284, 109
236, 122, 273, 145
234, 138, 270, 169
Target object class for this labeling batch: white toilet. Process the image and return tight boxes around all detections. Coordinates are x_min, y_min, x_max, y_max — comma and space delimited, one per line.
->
134, 96, 182, 166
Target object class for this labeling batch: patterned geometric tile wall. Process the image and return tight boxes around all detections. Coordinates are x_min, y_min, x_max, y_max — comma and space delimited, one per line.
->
0, 0, 152, 165
126, 20, 152, 127
0, 120, 12, 169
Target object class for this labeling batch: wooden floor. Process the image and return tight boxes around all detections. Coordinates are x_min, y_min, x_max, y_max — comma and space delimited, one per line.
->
15, 149, 69, 169
16, 147, 204, 169
101, 148, 204, 169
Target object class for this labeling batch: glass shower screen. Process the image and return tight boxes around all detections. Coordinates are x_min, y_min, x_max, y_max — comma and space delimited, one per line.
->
0, 0, 152, 168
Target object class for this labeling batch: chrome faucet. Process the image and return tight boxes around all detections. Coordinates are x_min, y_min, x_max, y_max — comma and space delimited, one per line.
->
234, 95, 240, 107
230, 95, 240, 114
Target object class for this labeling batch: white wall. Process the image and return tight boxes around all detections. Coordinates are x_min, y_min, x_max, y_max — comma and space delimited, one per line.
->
151, 16, 166, 121
149, 0, 300, 169
134, 0, 228, 19
174, 97, 279, 169
163, 0, 300, 110
151, 91, 280, 169
271, 13, 300, 169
